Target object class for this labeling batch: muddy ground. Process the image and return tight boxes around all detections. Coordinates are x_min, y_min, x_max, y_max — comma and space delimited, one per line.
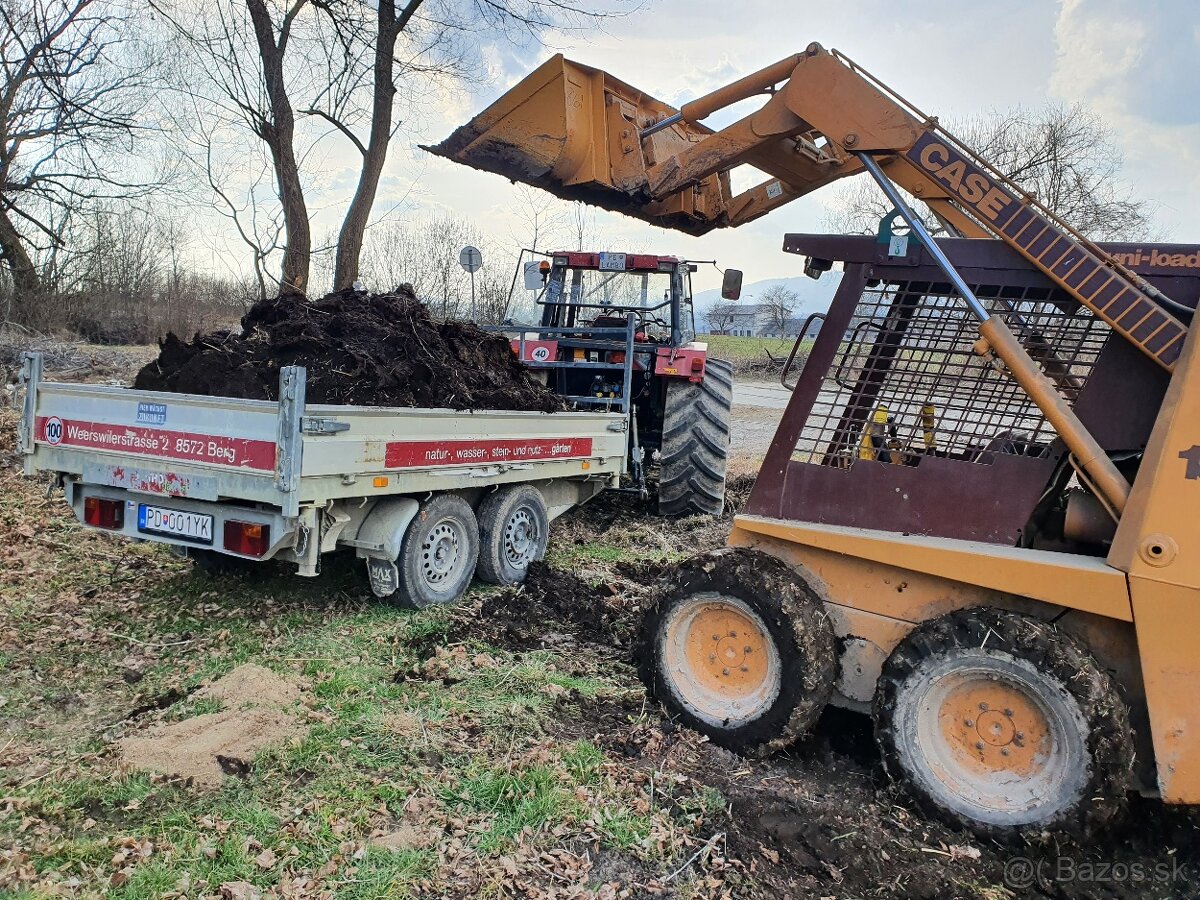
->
133, 289, 563, 411
3, 360, 1199, 897
486, 489, 1200, 900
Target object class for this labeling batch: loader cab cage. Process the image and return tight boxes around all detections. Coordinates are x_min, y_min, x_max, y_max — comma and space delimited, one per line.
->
794, 279, 1111, 470
750, 234, 1199, 547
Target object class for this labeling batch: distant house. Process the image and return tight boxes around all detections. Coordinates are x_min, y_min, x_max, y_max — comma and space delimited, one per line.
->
705, 303, 805, 337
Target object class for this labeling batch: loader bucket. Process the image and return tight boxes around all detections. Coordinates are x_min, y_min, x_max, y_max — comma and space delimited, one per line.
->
424, 54, 735, 236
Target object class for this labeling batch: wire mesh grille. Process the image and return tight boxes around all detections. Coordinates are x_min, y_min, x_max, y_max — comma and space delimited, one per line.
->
794, 281, 1111, 467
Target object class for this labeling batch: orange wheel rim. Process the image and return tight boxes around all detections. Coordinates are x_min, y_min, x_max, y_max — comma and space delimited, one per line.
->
660, 593, 781, 728
938, 680, 1051, 780
902, 660, 1087, 821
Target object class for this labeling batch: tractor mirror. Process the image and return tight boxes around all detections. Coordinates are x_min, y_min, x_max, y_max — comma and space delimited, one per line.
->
523, 261, 545, 290
721, 269, 743, 300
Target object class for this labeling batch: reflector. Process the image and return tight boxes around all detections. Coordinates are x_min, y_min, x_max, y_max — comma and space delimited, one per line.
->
84, 497, 124, 530
224, 520, 270, 557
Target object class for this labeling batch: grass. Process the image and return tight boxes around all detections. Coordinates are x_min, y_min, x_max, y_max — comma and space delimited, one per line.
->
703, 333, 811, 365
0, 411, 721, 896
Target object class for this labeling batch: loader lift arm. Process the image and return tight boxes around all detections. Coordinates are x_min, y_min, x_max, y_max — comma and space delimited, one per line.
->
427, 44, 1187, 376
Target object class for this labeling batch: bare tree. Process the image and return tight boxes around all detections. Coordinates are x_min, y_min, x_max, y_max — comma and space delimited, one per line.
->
244, 0, 309, 294
704, 303, 738, 335
154, 0, 631, 299
511, 183, 564, 253
567, 200, 598, 251
356, 211, 518, 320
824, 102, 1153, 241
0, 0, 152, 313
760, 284, 798, 337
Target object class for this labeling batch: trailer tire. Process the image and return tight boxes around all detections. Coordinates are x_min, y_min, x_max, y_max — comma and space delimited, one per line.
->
475, 485, 549, 585
390, 494, 480, 609
875, 607, 1134, 841
658, 359, 732, 517
638, 548, 836, 756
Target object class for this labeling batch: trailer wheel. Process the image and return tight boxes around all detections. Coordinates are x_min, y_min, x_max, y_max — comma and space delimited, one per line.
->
638, 548, 835, 756
874, 608, 1134, 841
391, 494, 480, 609
475, 485, 549, 585
658, 359, 733, 517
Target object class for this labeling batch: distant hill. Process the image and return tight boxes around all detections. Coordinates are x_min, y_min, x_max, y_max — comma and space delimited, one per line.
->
692, 273, 840, 329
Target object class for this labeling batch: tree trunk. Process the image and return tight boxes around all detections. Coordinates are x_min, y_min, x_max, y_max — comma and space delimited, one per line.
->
0, 205, 41, 320
246, 0, 310, 297
332, 0, 421, 291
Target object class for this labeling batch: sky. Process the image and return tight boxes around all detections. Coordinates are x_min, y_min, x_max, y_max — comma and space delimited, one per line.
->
289, 0, 1200, 297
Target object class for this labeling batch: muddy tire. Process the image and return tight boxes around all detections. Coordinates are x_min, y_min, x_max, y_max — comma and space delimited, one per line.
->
657, 359, 732, 517
874, 607, 1134, 841
475, 485, 549, 585
638, 548, 836, 756
390, 494, 480, 609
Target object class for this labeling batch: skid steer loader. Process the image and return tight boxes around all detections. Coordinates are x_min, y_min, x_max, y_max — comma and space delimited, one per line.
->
428, 44, 1200, 840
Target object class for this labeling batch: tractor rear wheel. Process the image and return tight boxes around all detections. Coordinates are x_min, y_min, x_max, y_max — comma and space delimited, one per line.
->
658, 359, 733, 517
874, 607, 1134, 841
638, 548, 836, 756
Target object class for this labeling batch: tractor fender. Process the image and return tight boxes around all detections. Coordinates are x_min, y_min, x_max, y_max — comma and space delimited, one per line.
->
352, 497, 420, 561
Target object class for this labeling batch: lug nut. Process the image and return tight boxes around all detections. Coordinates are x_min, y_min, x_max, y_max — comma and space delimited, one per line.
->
740, 665, 749, 673
1003, 708, 1014, 717
729, 631, 738, 638
975, 741, 985, 750
964, 719, 974, 728
709, 654, 716, 662
1001, 748, 1010, 757
744, 646, 753, 654
979, 702, 989, 711
722, 667, 730, 676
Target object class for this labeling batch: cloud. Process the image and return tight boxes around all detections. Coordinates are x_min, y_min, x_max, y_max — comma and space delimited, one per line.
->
1050, 0, 1199, 127
1049, 0, 1200, 236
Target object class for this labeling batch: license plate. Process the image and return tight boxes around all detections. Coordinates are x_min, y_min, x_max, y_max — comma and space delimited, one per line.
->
137, 504, 214, 544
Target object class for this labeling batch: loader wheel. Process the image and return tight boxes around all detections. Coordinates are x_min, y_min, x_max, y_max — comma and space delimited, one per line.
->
658, 359, 732, 517
875, 608, 1134, 841
475, 485, 549, 585
638, 548, 836, 756
391, 494, 479, 609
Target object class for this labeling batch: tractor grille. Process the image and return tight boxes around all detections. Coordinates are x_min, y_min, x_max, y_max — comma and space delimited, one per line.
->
794, 281, 1111, 467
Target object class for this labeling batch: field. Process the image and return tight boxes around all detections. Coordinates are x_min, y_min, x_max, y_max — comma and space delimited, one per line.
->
2, 393, 1198, 898
697, 336, 806, 375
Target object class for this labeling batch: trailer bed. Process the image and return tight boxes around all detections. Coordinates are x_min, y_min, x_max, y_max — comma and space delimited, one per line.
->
20, 359, 627, 510
17, 355, 628, 599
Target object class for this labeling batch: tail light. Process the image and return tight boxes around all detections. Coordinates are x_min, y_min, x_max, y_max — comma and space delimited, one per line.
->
691, 356, 704, 373
84, 497, 125, 530
224, 520, 270, 557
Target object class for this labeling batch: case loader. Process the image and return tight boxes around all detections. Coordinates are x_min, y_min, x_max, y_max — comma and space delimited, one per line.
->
428, 44, 1200, 839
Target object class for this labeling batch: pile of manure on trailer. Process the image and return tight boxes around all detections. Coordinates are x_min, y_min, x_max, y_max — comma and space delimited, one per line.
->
133, 286, 565, 413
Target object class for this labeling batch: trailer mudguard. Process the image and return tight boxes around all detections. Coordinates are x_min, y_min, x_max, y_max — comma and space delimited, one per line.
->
353, 497, 420, 561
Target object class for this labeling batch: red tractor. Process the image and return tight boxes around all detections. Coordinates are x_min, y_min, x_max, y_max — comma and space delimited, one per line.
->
504, 250, 739, 516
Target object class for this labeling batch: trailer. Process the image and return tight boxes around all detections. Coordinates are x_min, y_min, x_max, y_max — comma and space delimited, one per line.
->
15, 352, 628, 606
